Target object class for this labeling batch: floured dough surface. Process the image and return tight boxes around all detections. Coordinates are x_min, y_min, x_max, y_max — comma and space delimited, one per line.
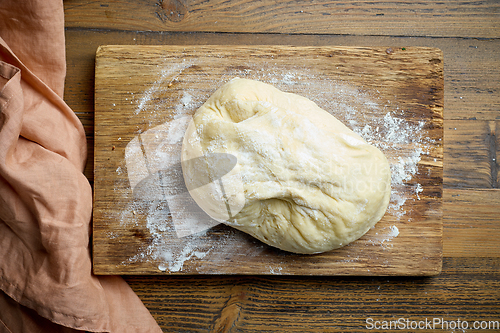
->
181, 78, 391, 254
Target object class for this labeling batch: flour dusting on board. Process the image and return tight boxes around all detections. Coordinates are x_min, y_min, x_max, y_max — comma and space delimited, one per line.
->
122, 74, 221, 271
116, 64, 435, 272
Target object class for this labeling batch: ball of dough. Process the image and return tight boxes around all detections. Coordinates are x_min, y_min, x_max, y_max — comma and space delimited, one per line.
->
181, 78, 391, 254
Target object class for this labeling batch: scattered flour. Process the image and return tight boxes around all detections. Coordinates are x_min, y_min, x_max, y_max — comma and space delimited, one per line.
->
136, 67, 171, 114
162, 244, 209, 272
415, 183, 423, 200
133, 62, 200, 125
372, 225, 400, 249
388, 225, 399, 238
269, 266, 283, 274
175, 92, 195, 114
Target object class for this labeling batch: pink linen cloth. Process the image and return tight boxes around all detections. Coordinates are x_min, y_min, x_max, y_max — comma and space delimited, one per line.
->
0, 0, 162, 331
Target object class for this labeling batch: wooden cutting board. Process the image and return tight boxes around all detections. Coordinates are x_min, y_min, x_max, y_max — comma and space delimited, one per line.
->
93, 45, 443, 276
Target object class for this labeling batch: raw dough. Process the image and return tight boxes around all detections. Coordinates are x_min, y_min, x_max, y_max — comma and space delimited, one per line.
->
181, 78, 391, 254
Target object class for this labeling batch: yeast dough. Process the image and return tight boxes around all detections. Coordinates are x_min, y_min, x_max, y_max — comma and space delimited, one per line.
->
181, 78, 391, 254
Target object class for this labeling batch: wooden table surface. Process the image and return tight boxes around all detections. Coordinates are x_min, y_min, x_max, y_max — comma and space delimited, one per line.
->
64, 1, 499, 331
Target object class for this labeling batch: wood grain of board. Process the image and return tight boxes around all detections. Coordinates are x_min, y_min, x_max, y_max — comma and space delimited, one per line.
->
93, 45, 443, 276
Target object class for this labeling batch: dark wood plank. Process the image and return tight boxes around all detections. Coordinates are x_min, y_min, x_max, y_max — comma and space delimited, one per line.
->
92, 45, 443, 276
444, 120, 498, 189
443, 188, 500, 257
123, 257, 500, 332
63, 0, 500, 38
